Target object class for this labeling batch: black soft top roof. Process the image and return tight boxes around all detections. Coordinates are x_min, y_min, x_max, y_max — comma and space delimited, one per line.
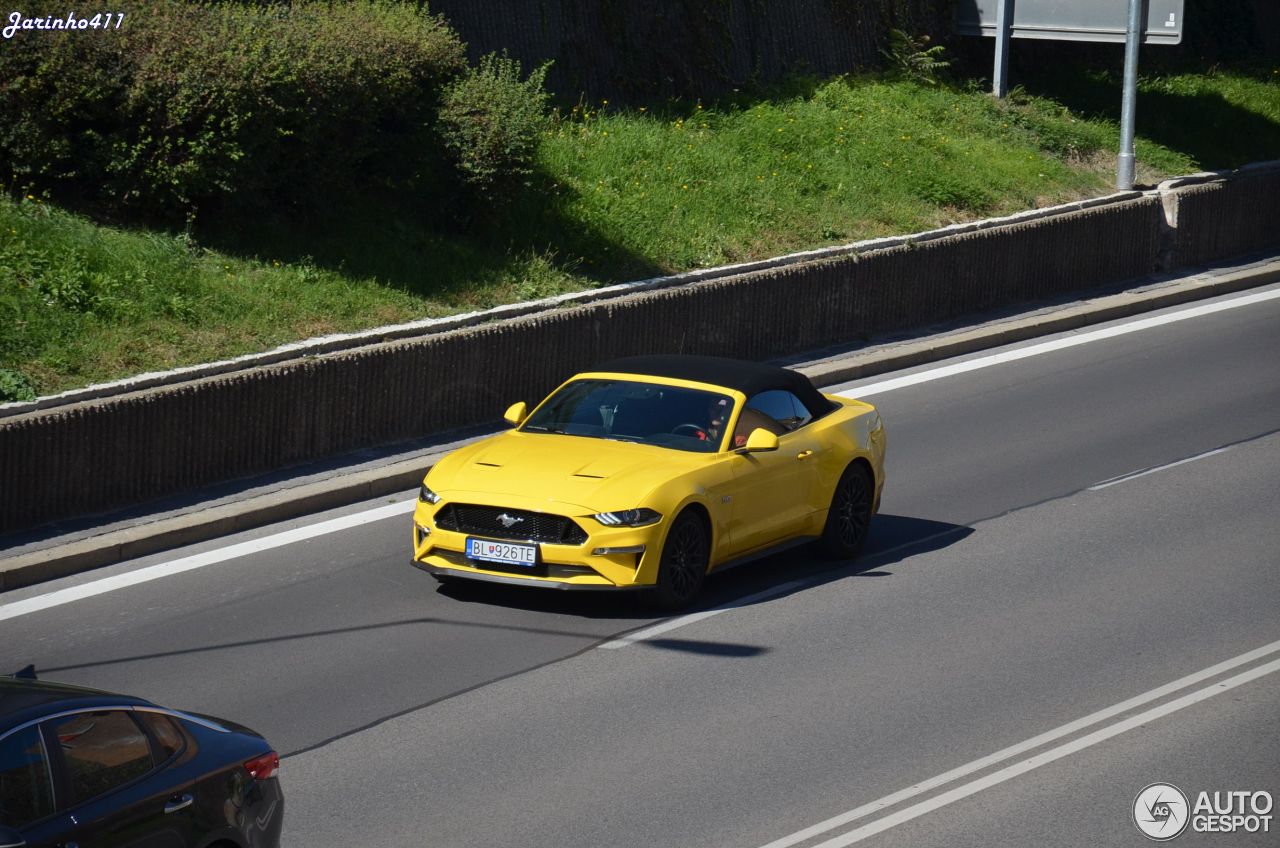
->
591, 355, 834, 414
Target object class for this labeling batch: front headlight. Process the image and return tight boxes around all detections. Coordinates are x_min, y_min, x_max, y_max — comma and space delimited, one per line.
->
592, 508, 662, 527
418, 483, 441, 504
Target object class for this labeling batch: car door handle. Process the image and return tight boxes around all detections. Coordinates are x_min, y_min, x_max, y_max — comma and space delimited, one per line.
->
164, 794, 194, 814
796, 450, 813, 460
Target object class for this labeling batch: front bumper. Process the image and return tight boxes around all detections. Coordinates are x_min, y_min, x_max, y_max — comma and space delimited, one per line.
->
410, 558, 648, 591
411, 496, 666, 590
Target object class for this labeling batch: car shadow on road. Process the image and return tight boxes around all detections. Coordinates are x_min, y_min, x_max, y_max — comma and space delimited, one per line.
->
694, 513, 973, 612
434, 576, 656, 619
434, 513, 971, 622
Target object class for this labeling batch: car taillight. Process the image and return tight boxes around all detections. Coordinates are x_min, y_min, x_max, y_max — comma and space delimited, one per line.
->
244, 751, 279, 781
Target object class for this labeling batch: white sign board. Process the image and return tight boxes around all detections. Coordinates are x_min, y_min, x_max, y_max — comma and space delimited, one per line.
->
956, 0, 1184, 45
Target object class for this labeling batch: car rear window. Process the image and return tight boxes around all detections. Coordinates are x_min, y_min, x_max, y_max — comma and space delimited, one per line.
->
138, 712, 185, 762
744, 389, 813, 431
0, 725, 55, 828
49, 711, 154, 807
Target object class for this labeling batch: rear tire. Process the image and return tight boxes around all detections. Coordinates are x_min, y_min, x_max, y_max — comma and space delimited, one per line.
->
820, 462, 873, 559
652, 511, 709, 610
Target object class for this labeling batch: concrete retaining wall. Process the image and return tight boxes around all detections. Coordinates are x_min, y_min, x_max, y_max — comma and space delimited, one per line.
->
2, 169, 1276, 535
1168, 166, 1280, 268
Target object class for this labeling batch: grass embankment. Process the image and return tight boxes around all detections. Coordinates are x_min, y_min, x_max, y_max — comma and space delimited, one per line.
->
4, 69, 1278, 399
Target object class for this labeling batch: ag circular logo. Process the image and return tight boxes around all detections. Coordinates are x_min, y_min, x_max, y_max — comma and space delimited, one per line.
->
1134, 783, 1190, 840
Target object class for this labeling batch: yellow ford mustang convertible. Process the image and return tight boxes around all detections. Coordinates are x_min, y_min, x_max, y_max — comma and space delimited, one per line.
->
411, 355, 885, 608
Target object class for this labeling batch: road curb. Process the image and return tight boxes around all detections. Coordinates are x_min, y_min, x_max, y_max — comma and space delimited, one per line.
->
797, 259, 1280, 386
0, 458, 434, 592
3, 258, 1277, 593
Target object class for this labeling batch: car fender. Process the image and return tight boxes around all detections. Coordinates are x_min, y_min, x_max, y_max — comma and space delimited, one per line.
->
819, 397, 886, 507
630, 488, 719, 586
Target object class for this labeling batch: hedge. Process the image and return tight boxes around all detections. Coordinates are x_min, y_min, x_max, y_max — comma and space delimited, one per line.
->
0, 1, 467, 222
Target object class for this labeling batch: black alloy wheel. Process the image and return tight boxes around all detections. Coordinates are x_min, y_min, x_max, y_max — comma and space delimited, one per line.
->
653, 511, 709, 610
820, 462, 873, 559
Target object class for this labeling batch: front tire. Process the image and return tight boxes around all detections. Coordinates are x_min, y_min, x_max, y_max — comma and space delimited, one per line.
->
820, 462, 874, 559
652, 511, 709, 610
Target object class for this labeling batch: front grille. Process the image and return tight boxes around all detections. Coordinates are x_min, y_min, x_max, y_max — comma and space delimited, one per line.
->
435, 504, 588, 545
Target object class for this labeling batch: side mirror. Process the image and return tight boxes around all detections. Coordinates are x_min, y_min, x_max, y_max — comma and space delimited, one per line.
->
742, 428, 780, 452
0, 826, 27, 848
503, 402, 528, 426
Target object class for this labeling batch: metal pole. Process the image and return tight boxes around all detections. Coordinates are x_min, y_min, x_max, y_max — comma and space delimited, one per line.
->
1116, 0, 1143, 189
992, 0, 1013, 98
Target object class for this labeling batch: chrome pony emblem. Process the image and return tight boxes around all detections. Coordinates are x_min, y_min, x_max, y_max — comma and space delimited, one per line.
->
497, 513, 524, 528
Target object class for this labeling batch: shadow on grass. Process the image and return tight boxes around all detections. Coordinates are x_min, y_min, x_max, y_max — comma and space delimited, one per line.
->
192, 167, 666, 300
1017, 68, 1280, 170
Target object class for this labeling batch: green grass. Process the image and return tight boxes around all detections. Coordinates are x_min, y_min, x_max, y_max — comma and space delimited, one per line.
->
1, 197, 426, 393
4, 69, 1278, 399
1017, 66, 1280, 173
532, 78, 1111, 273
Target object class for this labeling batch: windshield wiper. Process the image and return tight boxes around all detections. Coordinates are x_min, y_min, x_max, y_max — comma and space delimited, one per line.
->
523, 425, 566, 433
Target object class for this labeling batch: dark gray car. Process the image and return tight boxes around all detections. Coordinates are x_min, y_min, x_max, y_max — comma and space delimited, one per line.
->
0, 674, 283, 848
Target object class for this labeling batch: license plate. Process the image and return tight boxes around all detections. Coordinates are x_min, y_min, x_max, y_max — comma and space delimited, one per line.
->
465, 538, 538, 568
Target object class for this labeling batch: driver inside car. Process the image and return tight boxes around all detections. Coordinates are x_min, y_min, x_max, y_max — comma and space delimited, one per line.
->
700, 397, 731, 444
696, 397, 786, 448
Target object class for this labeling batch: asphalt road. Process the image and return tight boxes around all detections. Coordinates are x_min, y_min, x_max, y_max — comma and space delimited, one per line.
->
3, 285, 1278, 847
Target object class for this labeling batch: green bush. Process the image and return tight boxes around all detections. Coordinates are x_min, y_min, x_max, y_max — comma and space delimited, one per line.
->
0, 19, 128, 193
0, 1, 466, 221
0, 369, 37, 403
438, 53, 552, 209
881, 29, 950, 87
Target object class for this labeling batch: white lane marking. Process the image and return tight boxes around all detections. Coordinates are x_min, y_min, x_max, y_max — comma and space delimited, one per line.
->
838, 287, 1280, 399
598, 580, 806, 649
800, 658, 1280, 848
1087, 446, 1232, 490
0, 500, 416, 622
757, 638, 1280, 848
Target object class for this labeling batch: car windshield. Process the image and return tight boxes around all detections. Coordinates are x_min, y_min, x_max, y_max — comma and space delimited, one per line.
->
522, 378, 734, 453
